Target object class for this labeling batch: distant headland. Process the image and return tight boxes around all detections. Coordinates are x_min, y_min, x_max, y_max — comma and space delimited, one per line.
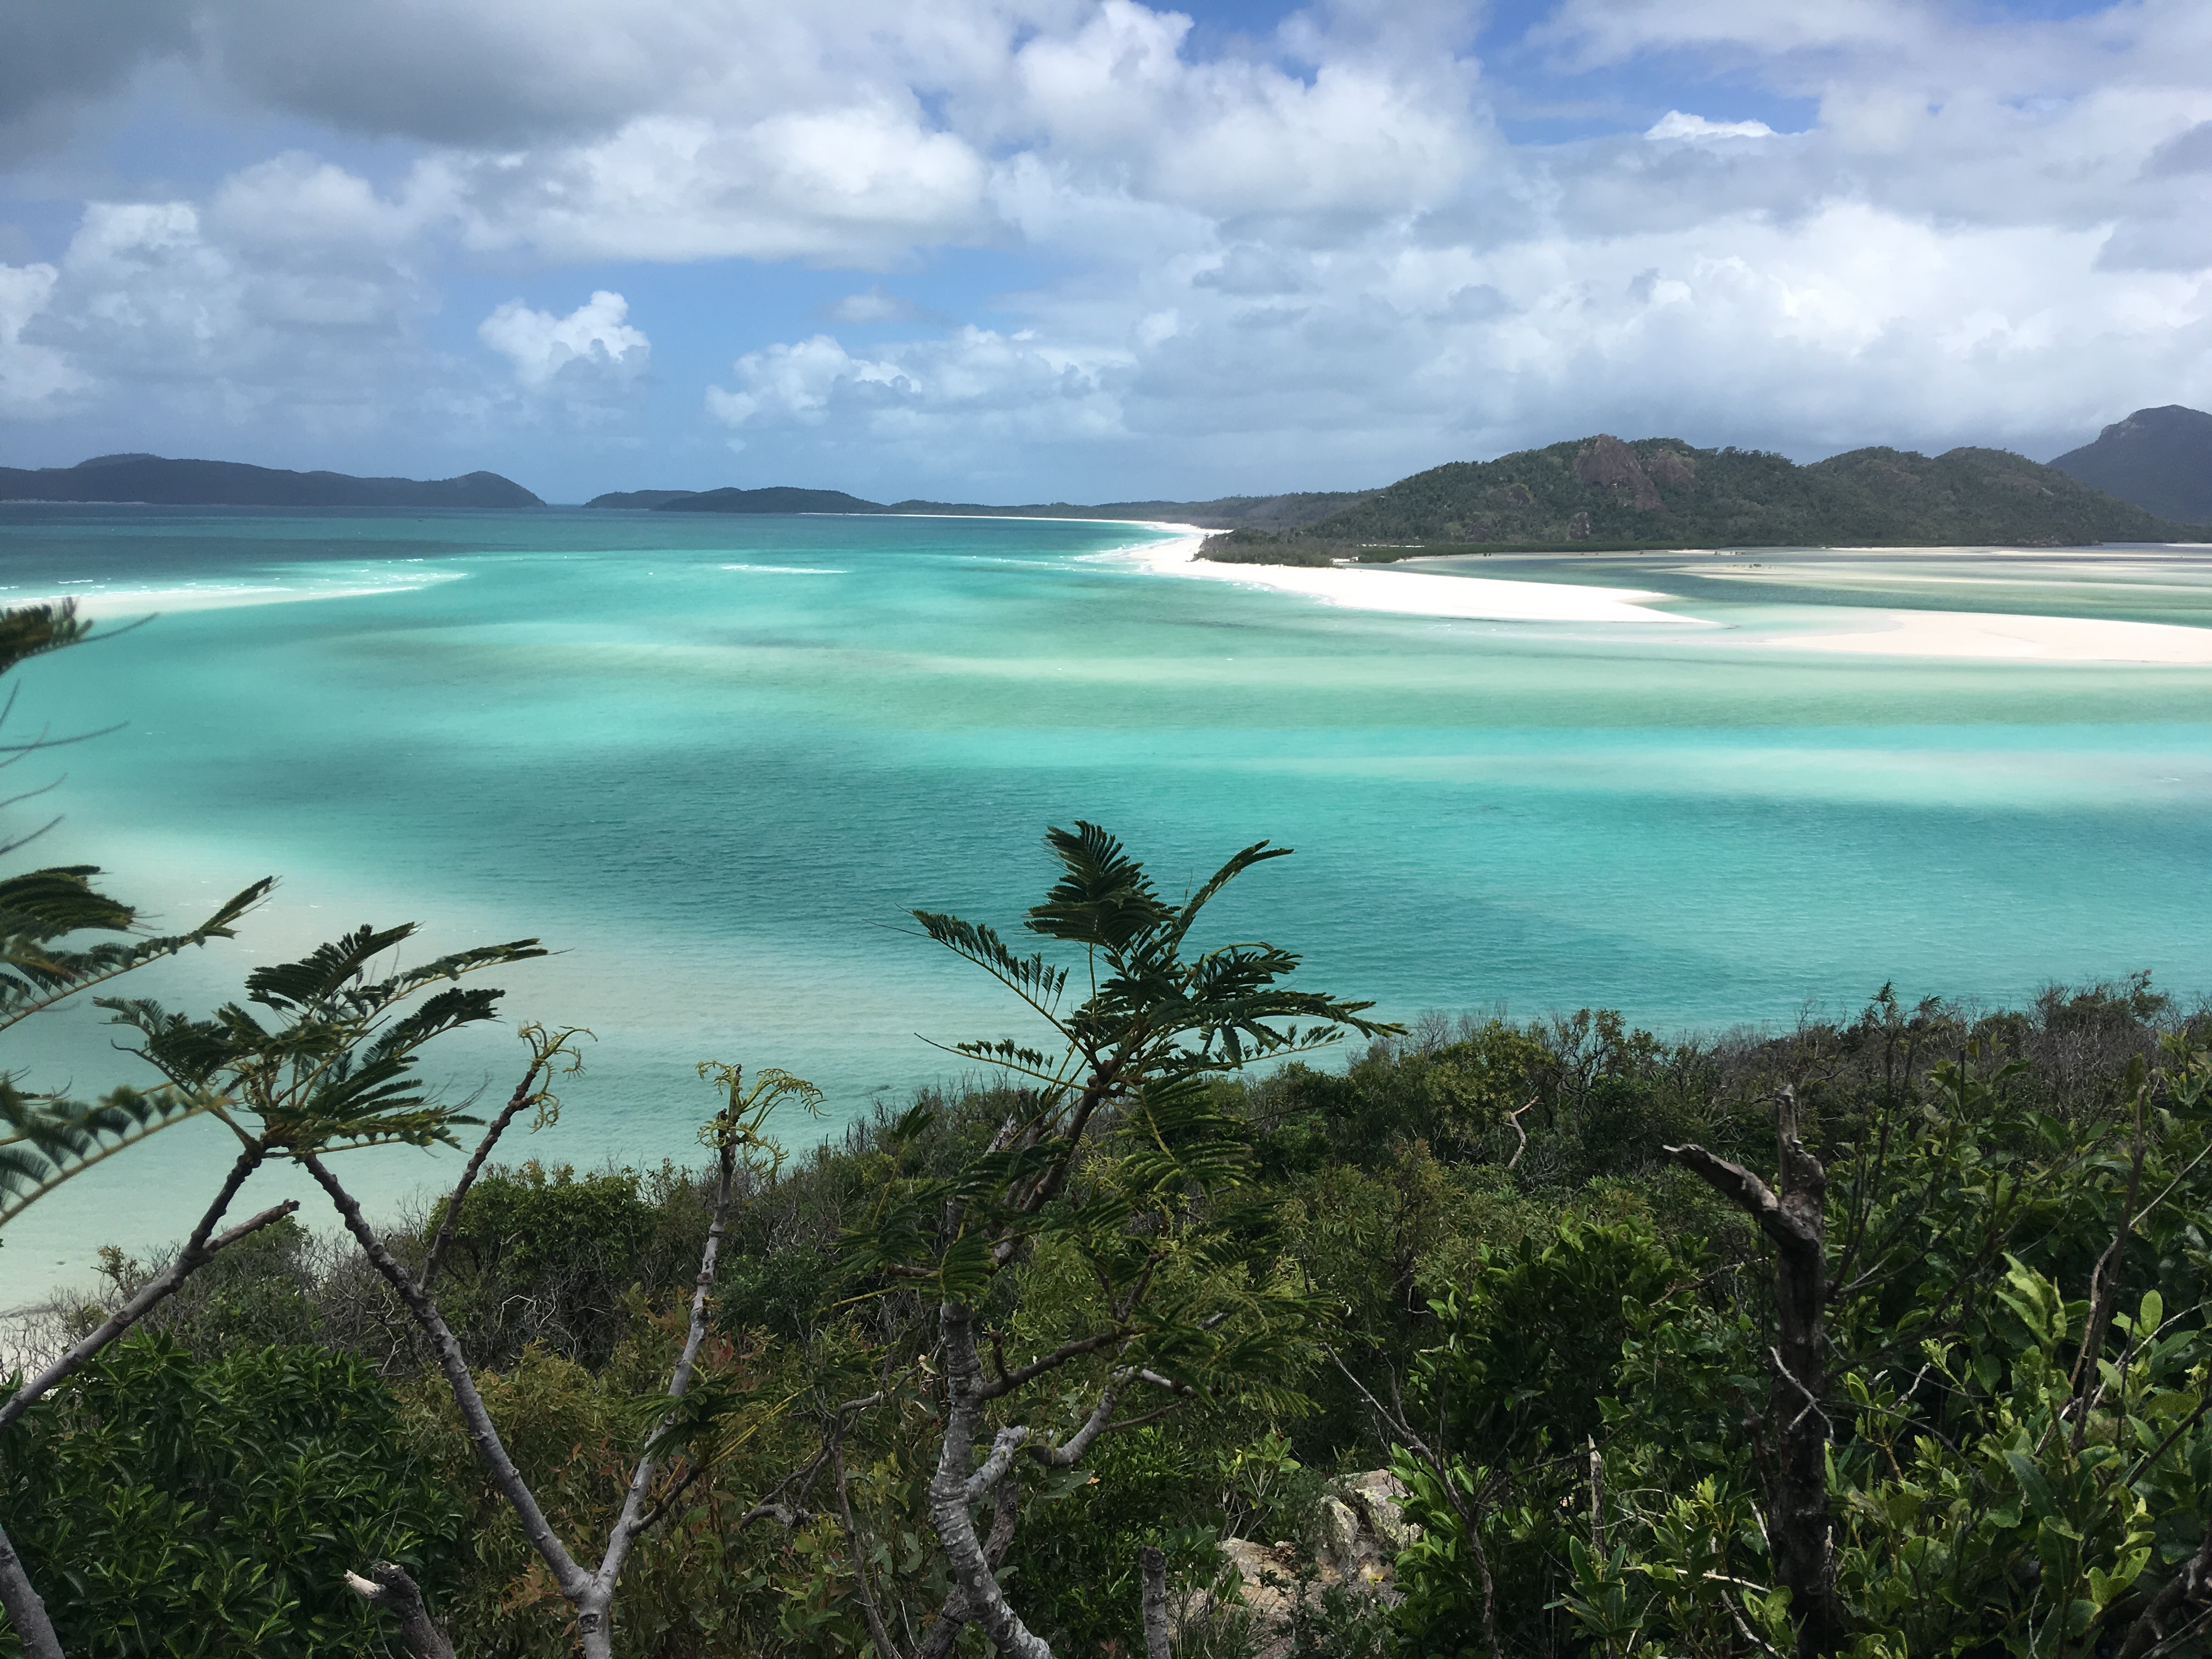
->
583, 483, 1363, 532
12, 404, 2208, 552
0, 454, 542, 509
1197, 428, 2212, 566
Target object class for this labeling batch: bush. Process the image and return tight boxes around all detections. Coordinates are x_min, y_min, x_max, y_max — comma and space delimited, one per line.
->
0, 1337, 459, 1659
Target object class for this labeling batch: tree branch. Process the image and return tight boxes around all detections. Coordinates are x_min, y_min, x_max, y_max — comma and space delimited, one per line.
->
342, 1561, 455, 1659
1, 1149, 289, 1434
302, 1152, 591, 1606
1661, 1143, 1820, 1258
0, 1517, 61, 1659
420, 1043, 566, 1291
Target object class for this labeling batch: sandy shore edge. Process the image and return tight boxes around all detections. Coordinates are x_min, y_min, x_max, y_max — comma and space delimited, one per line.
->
1768, 607, 2212, 665
3, 573, 465, 619
1105, 523, 1708, 625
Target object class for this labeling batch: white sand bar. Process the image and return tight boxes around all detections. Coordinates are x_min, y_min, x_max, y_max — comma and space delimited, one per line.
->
1773, 608, 2212, 665
1117, 528, 1703, 625
2, 573, 462, 619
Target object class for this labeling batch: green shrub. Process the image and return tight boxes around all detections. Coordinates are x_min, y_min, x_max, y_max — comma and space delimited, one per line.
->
0, 1337, 459, 1658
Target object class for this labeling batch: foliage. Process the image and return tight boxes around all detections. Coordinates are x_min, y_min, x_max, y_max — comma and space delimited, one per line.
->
0, 1336, 459, 1658
1395, 1024, 2212, 1659
0, 603, 273, 1229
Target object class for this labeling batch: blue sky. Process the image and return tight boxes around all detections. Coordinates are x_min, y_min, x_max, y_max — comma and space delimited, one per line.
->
1, 0, 2207, 502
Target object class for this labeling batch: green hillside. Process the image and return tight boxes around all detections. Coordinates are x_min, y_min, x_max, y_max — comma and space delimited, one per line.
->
1204, 435, 2208, 562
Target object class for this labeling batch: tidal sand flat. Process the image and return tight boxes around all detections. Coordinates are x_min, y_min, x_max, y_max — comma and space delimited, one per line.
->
10, 506, 2212, 1282
1121, 527, 1705, 624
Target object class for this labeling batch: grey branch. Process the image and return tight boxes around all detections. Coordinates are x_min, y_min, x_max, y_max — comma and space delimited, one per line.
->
1661, 1143, 1821, 1257
303, 1154, 594, 1607
1, 1186, 297, 1434
967, 1426, 1032, 1499
0, 1516, 61, 1659
1139, 1544, 1172, 1659
342, 1562, 455, 1659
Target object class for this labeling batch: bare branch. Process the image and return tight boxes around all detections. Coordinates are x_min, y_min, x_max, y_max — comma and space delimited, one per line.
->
979, 1328, 1134, 1398
0, 1519, 61, 1659
1661, 1143, 1819, 1257
1, 1150, 291, 1434
967, 1426, 1032, 1499
343, 1561, 455, 1659
302, 1152, 592, 1606
420, 1033, 578, 1291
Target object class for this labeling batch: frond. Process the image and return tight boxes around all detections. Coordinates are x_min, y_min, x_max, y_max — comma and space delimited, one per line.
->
1164, 839, 1294, 950
911, 911, 1069, 1013
0, 603, 92, 678
0, 1081, 216, 1227
1024, 821, 1172, 950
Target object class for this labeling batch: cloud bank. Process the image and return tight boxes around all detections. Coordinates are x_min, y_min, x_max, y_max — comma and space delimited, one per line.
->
0, 0, 2207, 498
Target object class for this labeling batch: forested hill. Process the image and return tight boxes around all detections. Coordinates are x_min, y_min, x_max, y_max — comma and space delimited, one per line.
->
0, 454, 543, 509
1216, 435, 2207, 557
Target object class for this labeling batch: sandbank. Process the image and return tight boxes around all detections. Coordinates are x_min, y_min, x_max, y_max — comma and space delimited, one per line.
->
1770, 608, 2212, 665
1113, 527, 1703, 626
2, 573, 462, 619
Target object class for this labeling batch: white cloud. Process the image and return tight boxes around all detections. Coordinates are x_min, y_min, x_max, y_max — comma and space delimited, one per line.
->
824, 286, 943, 325
0, 262, 85, 411
706, 326, 1131, 482
479, 290, 650, 391
4, 0, 2212, 488
1645, 111, 1778, 141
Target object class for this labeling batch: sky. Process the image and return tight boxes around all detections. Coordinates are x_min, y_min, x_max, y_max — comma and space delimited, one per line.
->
0, 0, 2207, 504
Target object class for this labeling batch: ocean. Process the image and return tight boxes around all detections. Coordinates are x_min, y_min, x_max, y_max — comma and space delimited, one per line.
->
8, 503, 2212, 1289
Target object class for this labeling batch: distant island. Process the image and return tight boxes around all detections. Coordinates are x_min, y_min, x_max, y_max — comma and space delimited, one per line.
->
584, 483, 1366, 531
2049, 404, 2212, 524
0, 454, 543, 509
16, 405, 2208, 550
1198, 432, 2210, 566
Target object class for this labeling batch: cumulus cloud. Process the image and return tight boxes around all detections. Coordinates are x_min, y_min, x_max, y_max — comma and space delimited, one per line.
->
3, 0, 2211, 489
0, 262, 85, 411
480, 290, 650, 391
1645, 111, 1778, 141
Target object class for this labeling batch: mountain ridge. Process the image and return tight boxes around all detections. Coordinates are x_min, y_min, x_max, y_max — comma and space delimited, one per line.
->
0, 455, 543, 509
2048, 405, 2212, 523
1200, 435, 2207, 562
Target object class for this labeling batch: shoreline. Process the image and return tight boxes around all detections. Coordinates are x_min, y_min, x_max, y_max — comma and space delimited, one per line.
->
1765, 607, 2212, 665
1, 572, 465, 619
1115, 527, 2212, 664
1109, 523, 1708, 626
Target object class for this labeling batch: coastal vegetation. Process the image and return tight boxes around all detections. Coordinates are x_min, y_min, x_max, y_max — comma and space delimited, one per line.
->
1197, 435, 2210, 565
8, 605, 2212, 1659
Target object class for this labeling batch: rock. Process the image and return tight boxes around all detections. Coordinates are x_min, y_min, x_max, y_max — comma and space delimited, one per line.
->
1342, 1469, 1420, 1556
1572, 435, 1664, 511
1316, 1495, 1371, 1580
1207, 1469, 1417, 1651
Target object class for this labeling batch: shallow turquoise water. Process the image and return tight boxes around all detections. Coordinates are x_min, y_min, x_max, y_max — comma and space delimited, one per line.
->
8, 506, 2212, 1284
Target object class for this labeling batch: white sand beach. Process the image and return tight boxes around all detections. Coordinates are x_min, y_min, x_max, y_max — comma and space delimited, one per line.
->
3, 572, 464, 619
1770, 608, 2212, 665
1118, 527, 1705, 625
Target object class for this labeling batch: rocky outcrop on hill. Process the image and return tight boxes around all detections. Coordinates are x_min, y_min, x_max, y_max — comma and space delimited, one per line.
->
2049, 404, 2212, 523
1189, 1469, 1417, 1656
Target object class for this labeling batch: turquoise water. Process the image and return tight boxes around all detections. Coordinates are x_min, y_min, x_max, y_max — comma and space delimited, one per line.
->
9, 506, 2212, 1285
